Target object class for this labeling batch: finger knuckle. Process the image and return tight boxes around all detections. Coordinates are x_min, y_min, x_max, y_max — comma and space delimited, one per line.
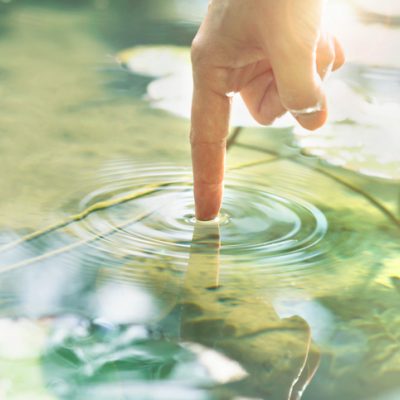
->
191, 36, 208, 67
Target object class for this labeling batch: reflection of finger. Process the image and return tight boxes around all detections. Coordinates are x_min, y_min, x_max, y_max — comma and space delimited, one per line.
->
240, 72, 287, 125
182, 225, 321, 398
185, 221, 221, 293
180, 222, 221, 339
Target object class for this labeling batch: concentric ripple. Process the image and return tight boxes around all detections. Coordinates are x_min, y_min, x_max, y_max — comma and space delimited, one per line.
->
72, 164, 328, 272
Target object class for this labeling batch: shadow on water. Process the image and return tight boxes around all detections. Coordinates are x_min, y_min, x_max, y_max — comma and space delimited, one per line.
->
0, 2, 12, 36
0, 0, 198, 54
3, 0, 91, 10
4, 0, 199, 48
92, 0, 199, 49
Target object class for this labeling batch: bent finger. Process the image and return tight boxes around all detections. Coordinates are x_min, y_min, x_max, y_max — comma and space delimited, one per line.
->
269, 44, 327, 130
240, 70, 286, 125
332, 35, 345, 71
316, 32, 345, 80
316, 31, 336, 80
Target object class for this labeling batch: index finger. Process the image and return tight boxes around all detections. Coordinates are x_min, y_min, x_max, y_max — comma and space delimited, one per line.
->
190, 84, 231, 221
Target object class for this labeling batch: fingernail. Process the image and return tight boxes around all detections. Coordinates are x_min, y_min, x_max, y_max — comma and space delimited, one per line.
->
289, 102, 323, 117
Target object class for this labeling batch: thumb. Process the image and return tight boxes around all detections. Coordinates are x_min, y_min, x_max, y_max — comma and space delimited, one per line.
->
269, 44, 327, 130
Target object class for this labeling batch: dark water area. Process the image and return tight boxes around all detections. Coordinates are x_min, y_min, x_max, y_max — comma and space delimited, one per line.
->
0, 1, 399, 400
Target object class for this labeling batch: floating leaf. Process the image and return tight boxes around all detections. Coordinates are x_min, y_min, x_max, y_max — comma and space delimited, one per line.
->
119, 45, 400, 180
294, 79, 400, 180
117, 45, 191, 78
117, 45, 294, 128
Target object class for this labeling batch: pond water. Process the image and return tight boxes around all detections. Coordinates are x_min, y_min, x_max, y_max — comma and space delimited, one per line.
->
0, 1, 399, 399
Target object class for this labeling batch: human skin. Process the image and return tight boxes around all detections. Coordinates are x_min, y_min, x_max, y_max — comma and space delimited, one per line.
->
190, 0, 345, 220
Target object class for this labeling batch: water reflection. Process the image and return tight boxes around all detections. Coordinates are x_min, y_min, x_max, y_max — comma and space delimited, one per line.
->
0, 0, 399, 399
0, 217, 319, 400
0, 157, 399, 399
179, 222, 320, 399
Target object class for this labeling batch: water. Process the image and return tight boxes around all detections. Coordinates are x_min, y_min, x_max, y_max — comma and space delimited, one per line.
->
0, 1, 400, 400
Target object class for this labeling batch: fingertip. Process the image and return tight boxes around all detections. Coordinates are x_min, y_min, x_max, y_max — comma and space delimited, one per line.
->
194, 182, 223, 221
295, 108, 328, 131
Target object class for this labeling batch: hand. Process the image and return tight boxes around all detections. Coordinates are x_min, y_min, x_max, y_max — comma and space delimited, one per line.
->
190, 0, 345, 220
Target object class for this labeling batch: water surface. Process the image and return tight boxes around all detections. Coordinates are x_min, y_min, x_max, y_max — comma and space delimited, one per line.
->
0, 1, 399, 400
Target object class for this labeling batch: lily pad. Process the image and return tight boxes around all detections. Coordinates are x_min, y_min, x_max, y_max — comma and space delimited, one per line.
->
118, 44, 400, 180
117, 45, 294, 128
294, 79, 400, 180
117, 46, 191, 78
